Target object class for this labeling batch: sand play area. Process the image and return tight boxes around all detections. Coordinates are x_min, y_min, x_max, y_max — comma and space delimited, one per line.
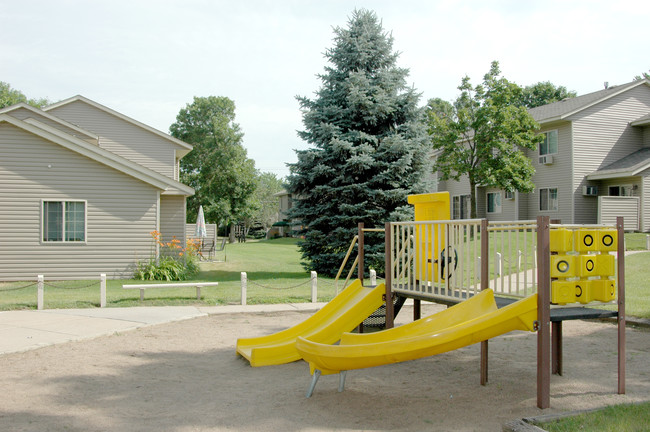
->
1, 303, 649, 432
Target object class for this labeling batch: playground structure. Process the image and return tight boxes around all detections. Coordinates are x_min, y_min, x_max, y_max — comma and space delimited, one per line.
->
236, 192, 626, 409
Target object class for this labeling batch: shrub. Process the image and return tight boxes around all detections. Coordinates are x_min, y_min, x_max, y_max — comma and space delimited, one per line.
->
134, 231, 200, 281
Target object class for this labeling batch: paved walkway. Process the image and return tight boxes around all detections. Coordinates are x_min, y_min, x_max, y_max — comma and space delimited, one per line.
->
0, 303, 327, 355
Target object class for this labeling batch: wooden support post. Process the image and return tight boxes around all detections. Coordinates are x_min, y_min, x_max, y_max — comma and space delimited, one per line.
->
550, 219, 561, 375
384, 222, 394, 329
358, 223, 365, 286
552, 322, 562, 375
617, 216, 626, 394
311, 271, 317, 303
241, 272, 247, 306
413, 299, 421, 321
537, 216, 551, 409
100, 273, 107, 308
480, 219, 489, 386
37, 275, 44, 310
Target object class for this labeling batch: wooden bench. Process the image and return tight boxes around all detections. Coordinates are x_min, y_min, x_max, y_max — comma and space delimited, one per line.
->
122, 282, 220, 301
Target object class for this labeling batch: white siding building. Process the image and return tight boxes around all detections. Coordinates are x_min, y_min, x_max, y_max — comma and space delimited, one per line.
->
0, 97, 194, 280
437, 79, 650, 231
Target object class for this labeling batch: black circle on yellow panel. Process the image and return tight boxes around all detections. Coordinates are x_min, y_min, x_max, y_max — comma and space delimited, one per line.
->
583, 234, 594, 247
602, 234, 614, 247
575, 284, 583, 298
585, 259, 595, 272
556, 260, 570, 273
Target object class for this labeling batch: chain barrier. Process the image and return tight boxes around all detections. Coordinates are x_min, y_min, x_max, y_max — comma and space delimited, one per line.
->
43, 280, 101, 290
0, 282, 38, 292
246, 277, 314, 291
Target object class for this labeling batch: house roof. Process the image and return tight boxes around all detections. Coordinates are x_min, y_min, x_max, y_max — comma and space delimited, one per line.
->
631, 113, 650, 127
0, 102, 99, 141
0, 114, 194, 195
529, 79, 650, 124
43, 95, 193, 157
587, 147, 650, 180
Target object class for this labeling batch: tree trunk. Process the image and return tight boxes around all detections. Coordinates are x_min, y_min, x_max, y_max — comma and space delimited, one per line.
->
469, 179, 478, 219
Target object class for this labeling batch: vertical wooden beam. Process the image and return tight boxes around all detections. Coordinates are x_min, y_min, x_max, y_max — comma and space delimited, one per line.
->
413, 299, 421, 321
358, 222, 365, 286
384, 222, 394, 329
537, 216, 551, 409
479, 220, 489, 385
550, 219, 562, 376
617, 216, 626, 394
552, 322, 562, 375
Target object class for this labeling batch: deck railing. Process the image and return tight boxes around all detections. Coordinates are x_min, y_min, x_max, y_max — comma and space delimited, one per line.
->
388, 219, 538, 303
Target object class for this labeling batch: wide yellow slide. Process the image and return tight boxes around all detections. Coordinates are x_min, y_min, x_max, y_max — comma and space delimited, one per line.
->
236, 279, 385, 367
296, 290, 538, 376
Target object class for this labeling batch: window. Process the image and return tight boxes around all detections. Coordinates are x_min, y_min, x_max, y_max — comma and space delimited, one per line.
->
487, 192, 501, 214
539, 130, 558, 156
452, 194, 471, 219
539, 188, 558, 211
42, 201, 86, 242
608, 185, 634, 197
504, 189, 514, 200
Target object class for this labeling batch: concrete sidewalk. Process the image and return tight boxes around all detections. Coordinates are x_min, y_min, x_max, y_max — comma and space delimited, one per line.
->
0, 303, 327, 355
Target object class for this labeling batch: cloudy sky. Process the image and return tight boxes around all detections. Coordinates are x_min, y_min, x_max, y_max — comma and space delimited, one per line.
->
1, 0, 648, 178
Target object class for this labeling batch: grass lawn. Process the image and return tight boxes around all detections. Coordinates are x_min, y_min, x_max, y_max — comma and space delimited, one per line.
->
0, 238, 341, 310
624, 233, 649, 250
535, 402, 650, 432
599, 251, 650, 319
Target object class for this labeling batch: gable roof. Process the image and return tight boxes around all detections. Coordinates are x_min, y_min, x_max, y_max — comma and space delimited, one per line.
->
587, 147, 650, 180
529, 79, 650, 124
43, 95, 193, 157
0, 102, 99, 141
0, 114, 194, 195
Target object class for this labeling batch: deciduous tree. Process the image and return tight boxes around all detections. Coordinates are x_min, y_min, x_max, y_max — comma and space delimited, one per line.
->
427, 61, 542, 218
170, 96, 256, 238
0, 81, 50, 108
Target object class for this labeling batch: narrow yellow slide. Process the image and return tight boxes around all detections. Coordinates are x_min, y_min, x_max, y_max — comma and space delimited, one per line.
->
295, 290, 538, 395
236, 279, 385, 367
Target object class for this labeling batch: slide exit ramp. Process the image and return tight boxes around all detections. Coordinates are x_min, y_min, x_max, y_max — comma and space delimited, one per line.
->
236, 280, 385, 367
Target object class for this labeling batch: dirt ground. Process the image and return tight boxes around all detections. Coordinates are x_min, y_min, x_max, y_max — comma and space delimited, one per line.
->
1, 304, 649, 432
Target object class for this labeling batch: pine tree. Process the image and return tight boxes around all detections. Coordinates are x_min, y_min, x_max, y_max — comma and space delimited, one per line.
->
288, 9, 431, 276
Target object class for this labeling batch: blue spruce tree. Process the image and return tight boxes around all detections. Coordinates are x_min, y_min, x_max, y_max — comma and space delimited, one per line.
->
288, 9, 431, 276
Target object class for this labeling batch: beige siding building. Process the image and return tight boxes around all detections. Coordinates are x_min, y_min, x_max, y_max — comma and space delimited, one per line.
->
437, 79, 650, 231
0, 97, 194, 280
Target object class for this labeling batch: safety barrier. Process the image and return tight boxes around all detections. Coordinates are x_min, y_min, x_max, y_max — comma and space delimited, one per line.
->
388, 219, 539, 304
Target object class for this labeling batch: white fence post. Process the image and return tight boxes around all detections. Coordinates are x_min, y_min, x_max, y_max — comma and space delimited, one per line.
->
311, 271, 317, 303
100, 274, 107, 308
518, 250, 523, 271
37, 275, 44, 310
646, 235, 649, 251
369, 269, 377, 286
240, 272, 247, 306
496, 252, 502, 277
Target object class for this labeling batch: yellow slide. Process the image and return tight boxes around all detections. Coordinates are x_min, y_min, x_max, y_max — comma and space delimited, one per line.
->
236, 280, 385, 367
295, 290, 537, 395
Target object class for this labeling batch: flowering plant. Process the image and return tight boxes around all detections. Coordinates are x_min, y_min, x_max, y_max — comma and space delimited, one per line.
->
134, 231, 200, 281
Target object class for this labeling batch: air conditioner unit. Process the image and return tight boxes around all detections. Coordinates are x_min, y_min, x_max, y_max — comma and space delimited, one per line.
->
582, 186, 598, 196
539, 155, 554, 165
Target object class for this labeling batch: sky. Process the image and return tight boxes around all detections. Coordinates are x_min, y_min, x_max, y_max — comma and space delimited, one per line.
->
1, 0, 649, 178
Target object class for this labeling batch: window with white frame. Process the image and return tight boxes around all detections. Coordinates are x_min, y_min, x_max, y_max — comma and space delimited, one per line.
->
539, 130, 558, 156
42, 201, 86, 242
608, 185, 634, 197
487, 192, 501, 214
539, 188, 558, 211
452, 194, 471, 219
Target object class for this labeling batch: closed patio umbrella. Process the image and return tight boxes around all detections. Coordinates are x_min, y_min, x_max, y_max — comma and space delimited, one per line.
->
195, 205, 207, 242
